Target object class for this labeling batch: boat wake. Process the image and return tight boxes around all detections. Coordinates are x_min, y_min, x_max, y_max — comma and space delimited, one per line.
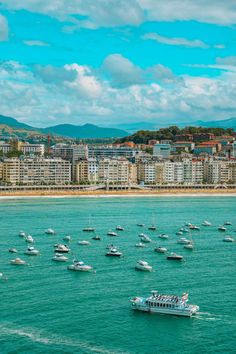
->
195, 312, 230, 322
0, 324, 128, 354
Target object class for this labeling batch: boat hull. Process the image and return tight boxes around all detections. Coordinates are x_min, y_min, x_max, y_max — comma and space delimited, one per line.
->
131, 304, 199, 317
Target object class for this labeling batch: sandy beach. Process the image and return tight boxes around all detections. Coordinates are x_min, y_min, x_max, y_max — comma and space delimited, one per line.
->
0, 188, 236, 198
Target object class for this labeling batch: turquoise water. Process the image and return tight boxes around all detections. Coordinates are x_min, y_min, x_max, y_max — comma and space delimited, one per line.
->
0, 196, 235, 354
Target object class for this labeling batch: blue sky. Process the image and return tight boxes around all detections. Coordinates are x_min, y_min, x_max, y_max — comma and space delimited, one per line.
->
0, 1, 236, 128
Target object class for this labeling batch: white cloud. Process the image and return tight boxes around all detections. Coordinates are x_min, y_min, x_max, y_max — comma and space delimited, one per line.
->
0, 14, 9, 41
142, 32, 209, 48
23, 40, 50, 46
1, 0, 236, 26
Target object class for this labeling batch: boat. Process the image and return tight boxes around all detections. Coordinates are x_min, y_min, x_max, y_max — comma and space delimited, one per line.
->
218, 226, 227, 231
116, 226, 124, 231
78, 240, 90, 245
202, 220, 211, 226
167, 252, 183, 260
54, 244, 70, 253
135, 242, 146, 248
63, 235, 71, 241
106, 247, 122, 257
138, 233, 147, 237
176, 231, 183, 235
45, 228, 55, 235
137, 223, 145, 227
154, 247, 167, 253
52, 253, 68, 262
83, 227, 95, 232
140, 235, 152, 243
25, 235, 34, 243
107, 231, 118, 237
148, 225, 157, 231
224, 221, 232, 226
19, 231, 26, 237
180, 228, 189, 233
158, 234, 169, 239
130, 290, 199, 317
135, 260, 152, 271
92, 235, 101, 240
9, 248, 18, 253
10, 258, 26, 265
177, 238, 191, 245
24, 246, 40, 255
223, 236, 234, 242
184, 243, 194, 250
189, 225, 200, 230
67, 260, 93, 272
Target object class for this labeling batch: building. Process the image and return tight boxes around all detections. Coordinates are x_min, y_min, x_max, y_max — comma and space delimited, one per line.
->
137, 161, 157, 184
51, 144, 88, 162
98, 158, 130, 184
164, 162, 183, 184
74, 158, 98, 183
88, 146, 136, 159
0, 141, 45, 156
153, 143, 171, 159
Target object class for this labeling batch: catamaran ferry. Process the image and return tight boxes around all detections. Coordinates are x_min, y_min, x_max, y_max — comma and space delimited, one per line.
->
131, 290, 199, 317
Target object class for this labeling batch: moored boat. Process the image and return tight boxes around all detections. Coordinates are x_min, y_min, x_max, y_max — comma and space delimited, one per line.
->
83, 227, 95, 232
202, 220, 211, 226
67, 260, 93, 272
223, 236, 234, 242
135, 260, 152, 271
106, 247, 122, 257
154, 247, 167, 253
167, 252, 183, 260
135, 242, 146, 248
24, 246, 40, 255
9, 248, 18, 253
54, 244, 70, 253
10, 258, 26, 265
45, 228, 55, 235
19, 231, 26, 237
177, 238, 191, 245
158, 234, 169, 239
92, 235, 101, 240
107, 231, 118, 237
63, 235, 71, 241
52, 253, 68, 262
25, 235, 34, 243
116, 226, 124, 231
218, 226, 227, 231
78, 240, 90, 245
148, 225, 157, 231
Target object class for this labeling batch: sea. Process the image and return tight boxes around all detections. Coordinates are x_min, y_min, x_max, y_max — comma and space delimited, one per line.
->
0, 196, 235, 354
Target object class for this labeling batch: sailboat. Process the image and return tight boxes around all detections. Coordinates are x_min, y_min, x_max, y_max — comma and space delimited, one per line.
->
83, 216, 95, 232
184, 231, 194, 250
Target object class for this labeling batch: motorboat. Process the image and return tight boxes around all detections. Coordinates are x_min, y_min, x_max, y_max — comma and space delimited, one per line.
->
131, 290, 199, 317
78, 240, 90, 245
10, 258, 26, 265
184, 243, 194, 250
189, 225, 200, 230
9, 248, 18, 253
19, 231, 26, 237
185, 223, 192, 227
54, 244, 70, 253
154, 247, 167, 253
63, 235, 71, 241
25, 235, 34, 243
45, 228, 55, 235
158, 234, 169, 239
106, 247, 122, 257
92, 235, 101, 240
83, 227, 95, 232
140, 235, 152, 243
116, 226, 124, 231
177, 238, 191, 245
223, 236, 234, 242
202, 220, 211, 226
167, 252, 183, 260
52, 253, 68, 262
24, 246, 39, 255
138, 233, 148, 237
135, 242, 146, 248
135, 260, 152, 271
148, 225, 157, 231
107, 231, 118, 237
218, 226, 227, 231
137, 223, 145, 227
224, 221, 232, 226
176, 231, 183, 235
180, 227, 189, 233
67, 260, 93, 271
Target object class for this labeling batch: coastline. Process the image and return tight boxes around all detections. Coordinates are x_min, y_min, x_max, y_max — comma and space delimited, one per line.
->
0, 188, 236, 199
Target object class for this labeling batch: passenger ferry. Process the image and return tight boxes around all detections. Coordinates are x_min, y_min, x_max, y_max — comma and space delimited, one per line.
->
131, 290, 199, 317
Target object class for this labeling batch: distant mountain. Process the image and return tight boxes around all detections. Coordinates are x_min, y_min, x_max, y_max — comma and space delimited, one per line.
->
0, 115, 36, 131
43, 123, 128, 138
112, 121, 158, 133
192, 118, 236, 130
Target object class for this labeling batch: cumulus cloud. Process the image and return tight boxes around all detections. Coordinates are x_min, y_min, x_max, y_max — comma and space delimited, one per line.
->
1, 0, 236, 26
216, 56, 236, 66
1, 59, 236, 127
23, 40, 50, 46
0, 14, 9, 41
33, 64, 77, 84
142, 32, 209, 48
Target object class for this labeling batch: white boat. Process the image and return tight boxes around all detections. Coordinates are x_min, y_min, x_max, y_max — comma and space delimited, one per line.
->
223, 236, 234, 242
202, 220, 211, 226
92, 235, 101, 240
140, 235, 152, 243
45, 228, 55, 235
63, 235, 71, 241
180, 228, 189, 233
218, 226, 227, 231
24, 246, 39, 256
177, 238, 191, 245
189, 225, 200, 230
138, 233, 147, 237
19, 231, 26, 237
135, 242, 146, 248
224, 221, 232, 226
67, 260, 93, 272
148, 225, 157, 231
54, 244, 70, 253
116, 226, 124, 231
158, 234, 169, 239
83, 227, 95, 232
9, 248, 18, 253
10, 258, 26, 265
154, 247, 167, 253
106, 247, 122, 257
52, 253, 68, 262
167, 252, 183, 260
107, 231, 118, 236
25, 235, 34, 243
135, 260, 152, 271
137, 223, 145, 227
78, 240, 90, 245
184, 243, 194, 250
131, 290, 199, 317
176, 231, 183, 235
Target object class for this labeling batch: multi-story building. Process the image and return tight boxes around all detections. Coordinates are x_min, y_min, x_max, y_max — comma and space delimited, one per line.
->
51, 144, 88, 163
153, 143, 171, 159
164, 162, 183, 184
0, 141, 45, 155
137, 161, 157, 184
1, 158, 71, 185
74, 158, 98, 183
98, 158, 130, 184
88, 146, 136, 159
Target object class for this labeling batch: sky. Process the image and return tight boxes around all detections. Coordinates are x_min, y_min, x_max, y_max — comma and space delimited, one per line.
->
0, 1, 236, 128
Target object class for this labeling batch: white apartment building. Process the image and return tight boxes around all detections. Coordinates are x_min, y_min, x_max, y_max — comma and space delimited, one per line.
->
98, 158, 130, 183
51, 144, 88, 163
164, 162, 183, 183
0, 142, 45, 155
137, 162, 157, 184
75, 158, 98, 183
153, 143, 171, 159
183, 159, 203, 184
